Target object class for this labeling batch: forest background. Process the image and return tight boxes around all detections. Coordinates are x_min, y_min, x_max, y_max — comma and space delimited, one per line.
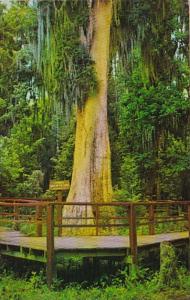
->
0, 0, 189, 203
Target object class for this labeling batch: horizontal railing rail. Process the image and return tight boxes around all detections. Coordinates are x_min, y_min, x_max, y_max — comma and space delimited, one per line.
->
0, 197, 51, 203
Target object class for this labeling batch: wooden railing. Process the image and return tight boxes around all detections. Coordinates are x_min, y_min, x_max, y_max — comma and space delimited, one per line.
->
0, 198, 190, 286
45, 201, 190, 285
0, 198, 47, 236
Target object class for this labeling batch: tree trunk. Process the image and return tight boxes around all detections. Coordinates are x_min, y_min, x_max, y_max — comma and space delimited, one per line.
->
62, 0, 113, 233
155, 128, 164, 200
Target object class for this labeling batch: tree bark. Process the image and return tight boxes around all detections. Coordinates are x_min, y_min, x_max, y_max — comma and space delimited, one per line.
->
62, 0, 113, 233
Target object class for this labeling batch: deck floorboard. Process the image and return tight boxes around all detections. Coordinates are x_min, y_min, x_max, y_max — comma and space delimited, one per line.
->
0, 227, 188, 253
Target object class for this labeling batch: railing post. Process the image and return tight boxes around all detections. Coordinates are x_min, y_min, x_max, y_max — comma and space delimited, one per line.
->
46, 204, 55, 287
148, 204, 155, 235
36, 205, 42, 237
128, 204, 137, 264
187, 205, 190, 271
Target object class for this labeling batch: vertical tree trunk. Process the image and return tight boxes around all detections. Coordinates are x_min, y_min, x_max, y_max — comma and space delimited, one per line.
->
155, 128, 164, 200
63, 0, 113, 231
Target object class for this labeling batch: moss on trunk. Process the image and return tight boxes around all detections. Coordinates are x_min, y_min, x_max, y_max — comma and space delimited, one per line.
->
62, 0, 113, 235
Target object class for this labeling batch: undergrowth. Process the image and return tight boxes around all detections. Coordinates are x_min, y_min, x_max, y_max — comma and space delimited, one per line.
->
1, 267, 190, 300
0, 243, 190, 300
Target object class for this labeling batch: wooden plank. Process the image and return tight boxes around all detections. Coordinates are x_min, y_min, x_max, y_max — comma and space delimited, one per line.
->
0, 227, 189, 251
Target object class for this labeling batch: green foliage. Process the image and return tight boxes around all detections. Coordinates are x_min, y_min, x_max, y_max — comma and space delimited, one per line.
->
19, 223, 36, 237
16, 170, 44, 197
0, 94, 56, 196
51, 117, 75, 181
38, 1, 98, 111
160, 137, 190, 199
110, 43, 190, 199
0, 0, 189, 204
159, 242, 180, 288
120, 155, 142, 200
0, 3, 36, 100
0, 136, 23, 194
1, 265, 190, 300
112, 0, 188, 85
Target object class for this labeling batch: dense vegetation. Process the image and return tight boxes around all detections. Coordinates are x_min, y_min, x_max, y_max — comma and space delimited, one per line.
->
1, 244, 190, 300
0, 0, 190, 298
0, 0, 189, 201
2, 272, 190, 300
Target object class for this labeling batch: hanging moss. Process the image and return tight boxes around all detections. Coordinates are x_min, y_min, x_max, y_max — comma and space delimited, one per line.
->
37, 0, 98, 114
111, 0, 188, 84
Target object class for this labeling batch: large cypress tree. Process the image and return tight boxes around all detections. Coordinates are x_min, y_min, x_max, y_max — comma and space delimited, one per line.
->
37, 0, 188, 227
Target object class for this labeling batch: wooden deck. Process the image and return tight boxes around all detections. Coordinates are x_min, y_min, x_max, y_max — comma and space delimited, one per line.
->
1, 199, 190, 286
0, 227, 189, 262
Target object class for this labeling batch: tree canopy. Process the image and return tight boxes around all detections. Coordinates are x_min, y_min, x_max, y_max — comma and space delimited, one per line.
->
0, 0, 189, 202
